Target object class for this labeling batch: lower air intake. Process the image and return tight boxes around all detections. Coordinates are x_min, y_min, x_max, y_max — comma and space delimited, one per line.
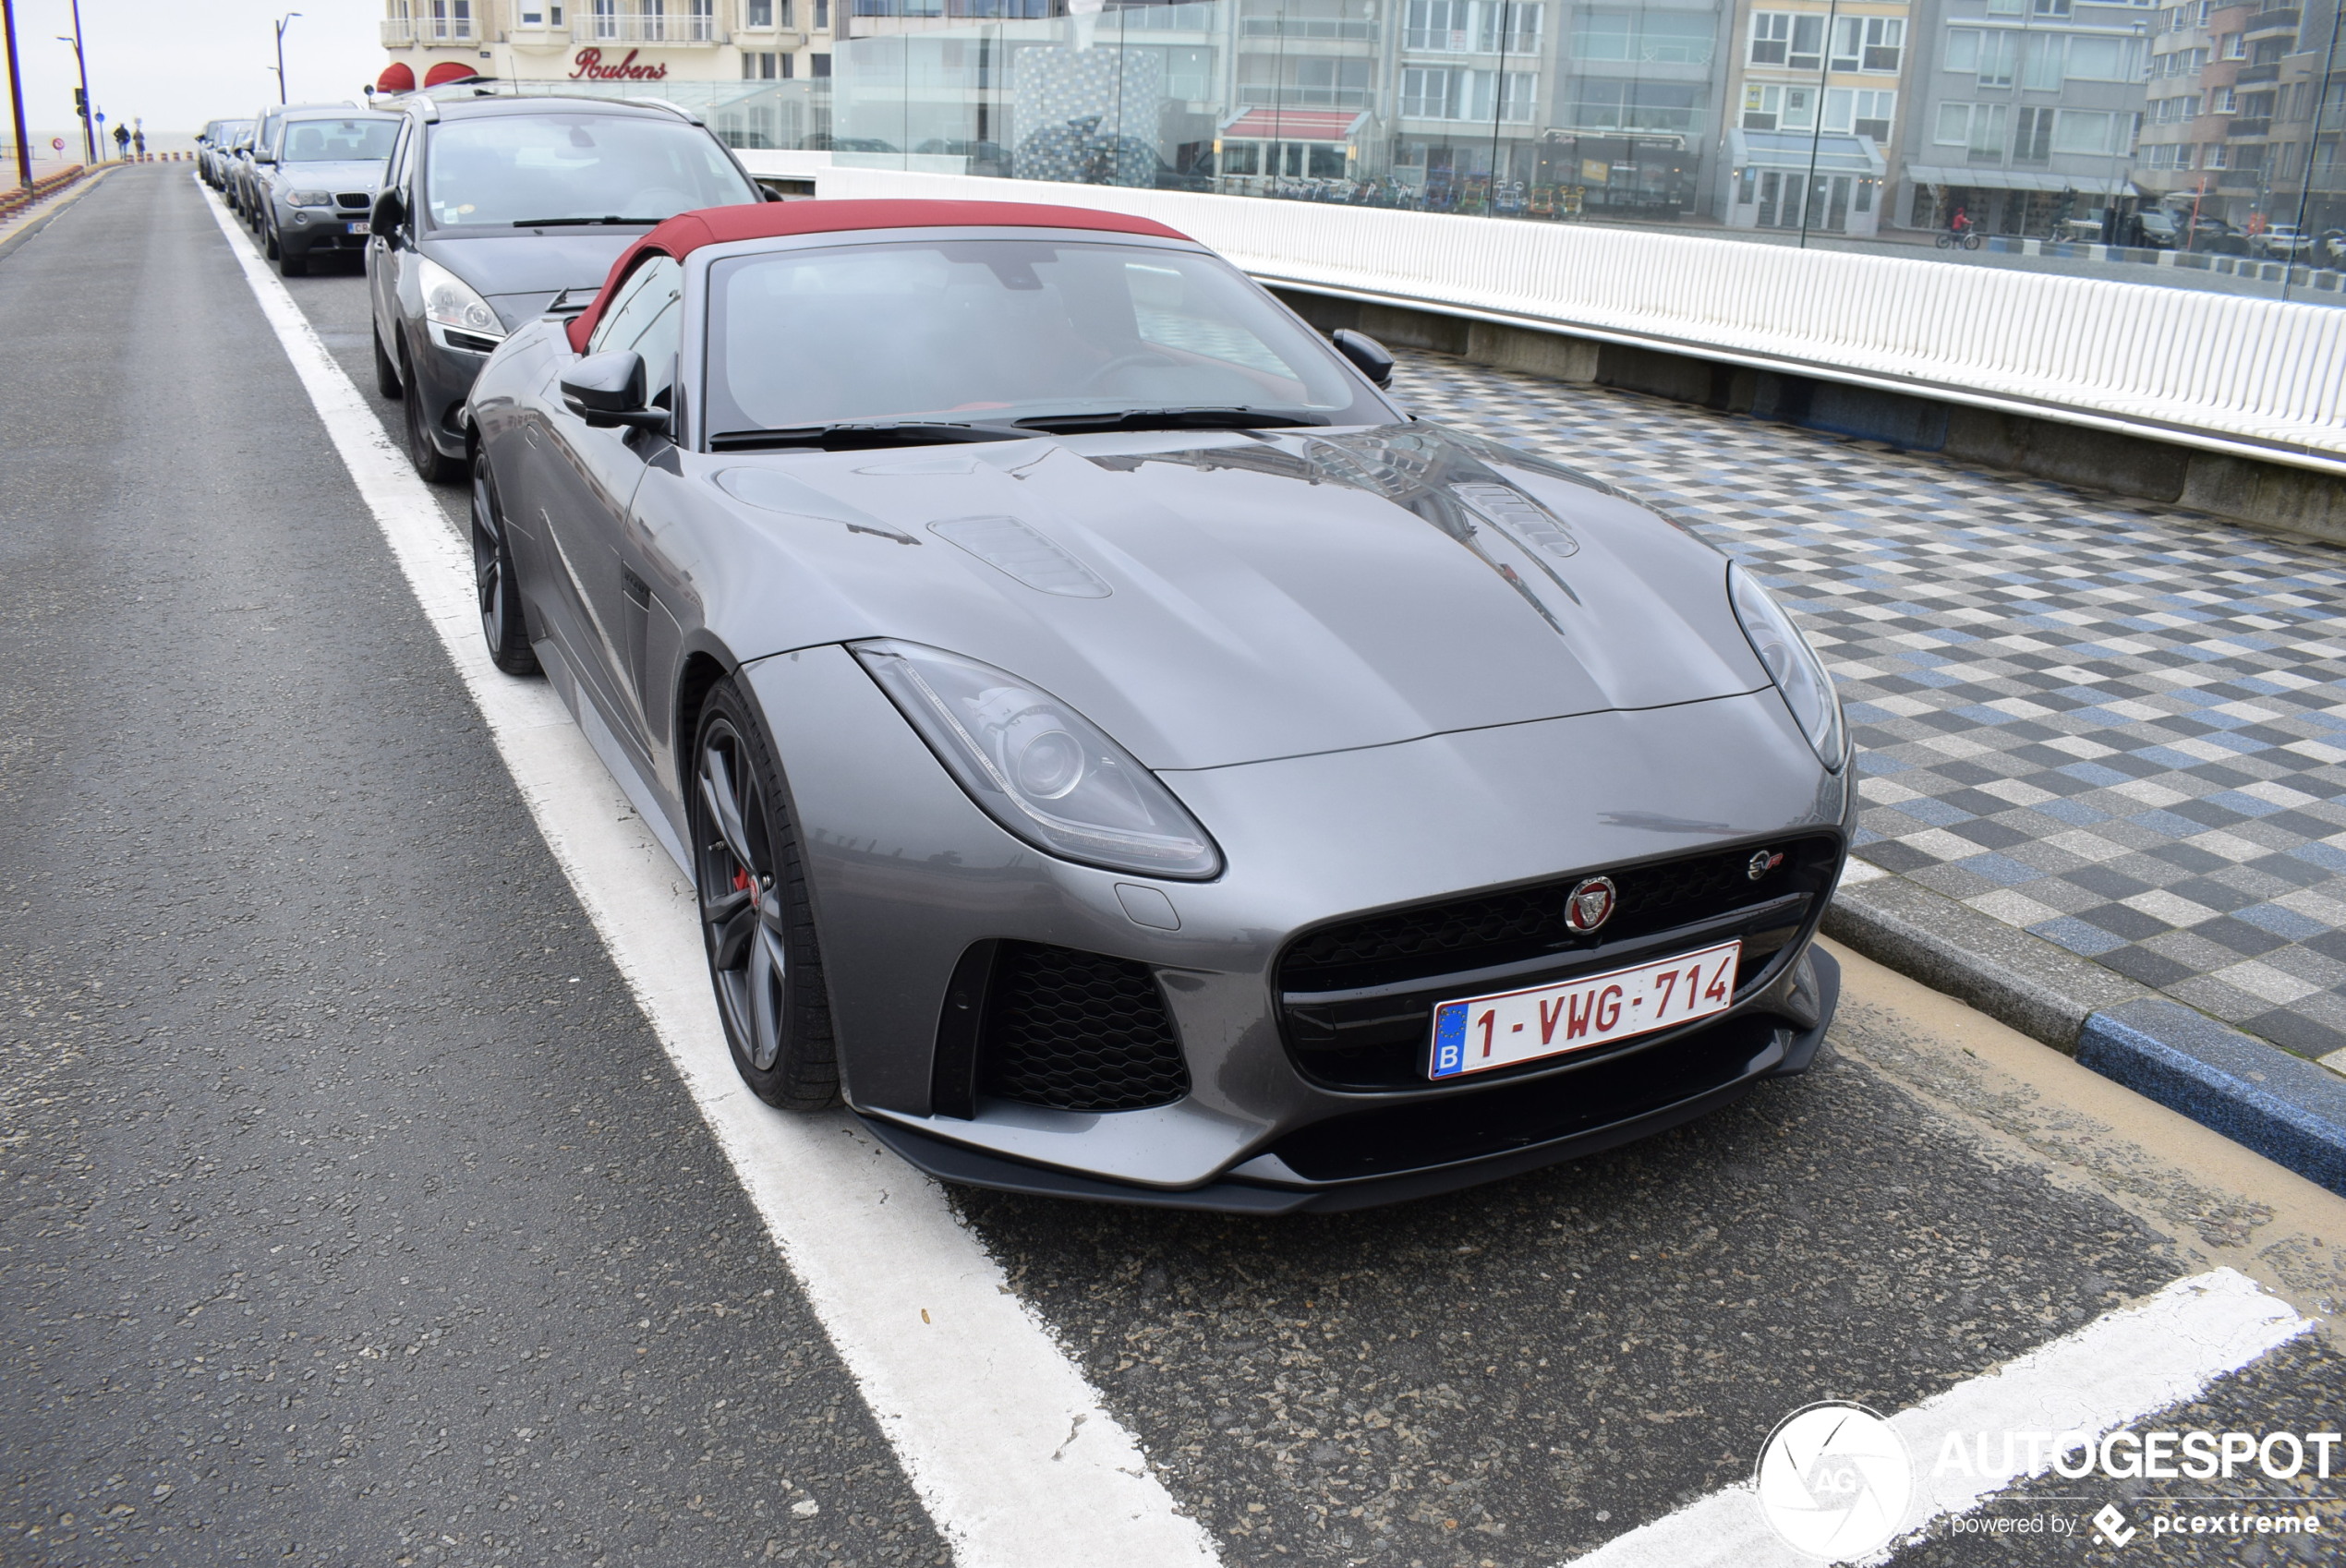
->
982, 942, 1189, 1113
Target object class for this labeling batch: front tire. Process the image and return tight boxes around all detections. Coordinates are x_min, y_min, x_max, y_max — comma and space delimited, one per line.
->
470, 448, 538, 677
400, 337, 463, 484
277, 242, 306, 277
690, 681, 840, 1111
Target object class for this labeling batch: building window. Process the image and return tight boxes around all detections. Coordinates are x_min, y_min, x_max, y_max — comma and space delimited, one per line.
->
1568, 78, 1704, 132
2066, 35, 2131, 80
1824, 87, 1895, 139
2202, 141, 2226, 167
1749, 13, 1824, 71
1743, 83, 1816, 131
2031, 0, 2070, 16
746, 0, 773, 23
743, 49, 792, 76
1569, 8, 1712, 65
1829, 16, 1902, 73
1402, 1, 1541, 53
810, 50, 830, 74
2212, 85, 2235, 113
2219, 32, 2243, 58
2052, 108, 2116, 153
1398, 66, 1537, 120
1936, 101, 2007, 156
2014, 104, 2054, 161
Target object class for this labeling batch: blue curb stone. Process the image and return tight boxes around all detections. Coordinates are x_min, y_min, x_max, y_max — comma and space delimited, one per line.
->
2077, 999, 2346, 1198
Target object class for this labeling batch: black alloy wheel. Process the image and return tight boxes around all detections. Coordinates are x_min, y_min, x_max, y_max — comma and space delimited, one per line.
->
277, 236, 307, 277
469, 448, 538, 677
690, 682, 839, 1111
400, 337, 463, 484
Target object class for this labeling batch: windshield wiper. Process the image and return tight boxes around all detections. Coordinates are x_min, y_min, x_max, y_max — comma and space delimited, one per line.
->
708, 420, 1034, 452
1013, 406, 1330, 434
508, 216, 665, 227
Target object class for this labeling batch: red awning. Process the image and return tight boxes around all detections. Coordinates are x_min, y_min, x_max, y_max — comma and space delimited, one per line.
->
376, 62, 417, 94
423, 61, 484, 88
1219, 108, 1366, 143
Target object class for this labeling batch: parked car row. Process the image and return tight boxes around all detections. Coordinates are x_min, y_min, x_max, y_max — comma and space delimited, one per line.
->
193, 91, 1853, 1212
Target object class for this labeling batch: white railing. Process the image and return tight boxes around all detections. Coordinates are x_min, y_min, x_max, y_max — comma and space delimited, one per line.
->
816, 165, 2346, 475
381, 17, 479, 44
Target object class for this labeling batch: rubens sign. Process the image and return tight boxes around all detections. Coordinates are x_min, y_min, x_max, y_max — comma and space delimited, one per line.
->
569, 47, 669, 80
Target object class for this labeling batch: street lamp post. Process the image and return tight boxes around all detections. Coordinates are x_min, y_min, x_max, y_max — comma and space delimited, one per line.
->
272, 12, 302, 105
58, 0, 93, 165
3, 0, 34, 192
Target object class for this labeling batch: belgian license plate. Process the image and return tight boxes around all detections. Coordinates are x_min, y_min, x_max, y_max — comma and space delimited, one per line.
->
1428, 939, 1742, 1080
347, 220, 369, 235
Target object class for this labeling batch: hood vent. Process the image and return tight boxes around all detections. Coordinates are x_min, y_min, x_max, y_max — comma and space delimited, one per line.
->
928, 514, 1110, 599
1452, 482, 1579, 559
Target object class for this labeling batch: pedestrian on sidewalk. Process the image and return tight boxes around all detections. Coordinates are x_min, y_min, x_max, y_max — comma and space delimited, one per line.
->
132, 126, 145, 159
111, 123, 129, 160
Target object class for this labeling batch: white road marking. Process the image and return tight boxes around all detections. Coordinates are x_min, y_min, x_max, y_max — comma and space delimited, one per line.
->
1566, 1267, 2315, 1567
199, 179, 1221, 1568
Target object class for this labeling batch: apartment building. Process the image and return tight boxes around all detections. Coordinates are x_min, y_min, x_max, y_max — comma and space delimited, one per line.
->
1905, 0, 2152, 238
1542, 0, 1735, 217
2249, 0, 2345, 235
379, 0, 838, 97
1717, 0, 1914, 232
1719, 0, 1913, 235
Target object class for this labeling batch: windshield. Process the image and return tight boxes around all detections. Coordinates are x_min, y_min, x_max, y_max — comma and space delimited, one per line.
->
422, 113, 756, 229
281, 116, 398, 163
705, 239, 1385, 434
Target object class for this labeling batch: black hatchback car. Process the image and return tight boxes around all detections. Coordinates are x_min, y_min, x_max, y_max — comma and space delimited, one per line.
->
367, 93, 767, 482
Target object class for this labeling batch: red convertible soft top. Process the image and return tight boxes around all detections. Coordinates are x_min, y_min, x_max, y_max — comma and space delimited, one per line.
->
565, 199, 1194, 353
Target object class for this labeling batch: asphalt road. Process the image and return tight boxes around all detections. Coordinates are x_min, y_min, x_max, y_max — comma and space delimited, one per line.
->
4, 165, 2342, 1568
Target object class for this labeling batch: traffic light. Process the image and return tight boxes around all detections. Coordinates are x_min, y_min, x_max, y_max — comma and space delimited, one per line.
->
74, 88, 88, 117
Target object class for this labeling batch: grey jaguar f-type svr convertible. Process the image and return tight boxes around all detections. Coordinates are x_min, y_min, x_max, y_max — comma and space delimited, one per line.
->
462, 197, 1852, 1212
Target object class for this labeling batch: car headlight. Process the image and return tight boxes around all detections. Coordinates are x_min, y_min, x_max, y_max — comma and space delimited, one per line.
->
1728, 562, 1846, 770
853, 640, 1223, 880
286, 189, 334, 207
418, 256, 506, 349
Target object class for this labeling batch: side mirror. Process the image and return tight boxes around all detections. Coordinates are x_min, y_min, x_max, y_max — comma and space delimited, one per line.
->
1332, 328, 1395, 390
370, 187, 405, 235
561, 349, 670, 433
255, 151, 277, 165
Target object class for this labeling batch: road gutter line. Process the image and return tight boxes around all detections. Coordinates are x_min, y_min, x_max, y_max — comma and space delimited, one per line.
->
197, 176, 1221, 1568
1566, 1267, 2314, 1567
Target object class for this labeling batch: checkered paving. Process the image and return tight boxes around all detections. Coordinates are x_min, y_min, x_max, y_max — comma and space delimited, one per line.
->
1394, 352, 2346, 1064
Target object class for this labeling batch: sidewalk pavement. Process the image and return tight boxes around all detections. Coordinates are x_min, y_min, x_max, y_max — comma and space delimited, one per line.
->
0, 161, 119, 261
1403, 348, 2346, 1192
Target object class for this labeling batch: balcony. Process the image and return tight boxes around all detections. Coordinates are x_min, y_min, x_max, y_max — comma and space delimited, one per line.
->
2243, 8, 2299, 32
381, 18, 479, 45
2235, 62, 2279, 83
2227, 116, 2272, 136
574, 8, 722, 42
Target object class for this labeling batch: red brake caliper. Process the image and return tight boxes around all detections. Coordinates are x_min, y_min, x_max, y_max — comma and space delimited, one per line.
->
732, 866, 751, 893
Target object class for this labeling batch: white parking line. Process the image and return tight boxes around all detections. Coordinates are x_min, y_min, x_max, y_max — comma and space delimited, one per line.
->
199, 178, 1222, 1568
1566, 1267, 2314, 1567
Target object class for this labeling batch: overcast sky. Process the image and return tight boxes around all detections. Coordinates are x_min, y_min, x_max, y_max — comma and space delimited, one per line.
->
6, 0, 386, 142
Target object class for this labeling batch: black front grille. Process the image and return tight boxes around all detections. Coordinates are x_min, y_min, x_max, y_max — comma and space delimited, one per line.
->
1276, 835, 1841, 1090
979, 942, 1190, 1113
336, 192, 370, 209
